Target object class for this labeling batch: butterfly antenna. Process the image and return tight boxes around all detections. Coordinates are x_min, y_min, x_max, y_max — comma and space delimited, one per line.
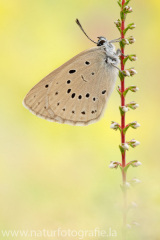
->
76, 19, 97, 44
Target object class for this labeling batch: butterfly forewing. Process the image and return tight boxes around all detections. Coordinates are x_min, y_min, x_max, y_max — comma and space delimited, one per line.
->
23, 47, 118, 126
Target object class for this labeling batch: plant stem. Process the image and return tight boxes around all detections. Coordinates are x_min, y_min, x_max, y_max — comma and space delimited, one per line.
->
121, 0, 127, 229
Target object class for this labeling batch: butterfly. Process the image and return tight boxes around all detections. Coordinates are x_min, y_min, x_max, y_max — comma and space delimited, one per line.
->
23, 19, 122, 126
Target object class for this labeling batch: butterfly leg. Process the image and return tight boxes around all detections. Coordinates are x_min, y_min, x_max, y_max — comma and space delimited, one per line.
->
116, 48, 128, 58
110, 63, 124, 74
106, 57, 123, 73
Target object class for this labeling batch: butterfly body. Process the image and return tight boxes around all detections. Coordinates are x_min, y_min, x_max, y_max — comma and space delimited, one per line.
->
23, 33, 121, 126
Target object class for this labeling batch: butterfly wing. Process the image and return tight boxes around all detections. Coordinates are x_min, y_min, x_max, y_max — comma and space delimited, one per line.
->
23, 46, 118, 126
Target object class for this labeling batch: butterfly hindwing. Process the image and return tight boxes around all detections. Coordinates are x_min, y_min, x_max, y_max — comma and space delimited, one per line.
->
23, 47, 118, 126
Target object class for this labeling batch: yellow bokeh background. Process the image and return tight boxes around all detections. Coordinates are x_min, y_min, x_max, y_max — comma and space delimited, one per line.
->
0, 0, 160, 239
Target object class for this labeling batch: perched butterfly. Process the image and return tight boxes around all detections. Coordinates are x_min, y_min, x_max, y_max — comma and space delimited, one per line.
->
23, 19, 123, 126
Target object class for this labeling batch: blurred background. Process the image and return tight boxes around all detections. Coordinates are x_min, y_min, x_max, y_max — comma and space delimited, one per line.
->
0, 0, 159, 239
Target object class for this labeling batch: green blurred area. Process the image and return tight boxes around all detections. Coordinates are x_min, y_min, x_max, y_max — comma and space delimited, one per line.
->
0, 0, 160, 239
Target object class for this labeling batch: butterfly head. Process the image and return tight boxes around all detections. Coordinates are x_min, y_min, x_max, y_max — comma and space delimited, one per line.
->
97, 36, 115, 52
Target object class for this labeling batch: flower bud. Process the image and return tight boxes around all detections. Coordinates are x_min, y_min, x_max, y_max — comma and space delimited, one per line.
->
126, 224, 131, 229
128, 68, 137, 76
121, 143, 129, 150
110, 121, 120, 130
133, 140, 140, 147
121, 106, 129, 112
130, 121, 141, 129
128, 36, 136, 44
117, 85, 121, 91
130, 55, 137, 61
129, 23, 136, 29
123, 85, 139, 97
122, 70, 130, 77
130, 202, 137, 208
109, 161, 120, 169
125, 182, 130, 188
126, 101, 139, 110
130, 160, 142, 167
129, 85, 139, 92
123, 6, 133, 13
134, 104, 139, 109
132, 222, 140, 226
122, 38, 129, 45
114, 19, 121, 28
127, 139, 140, 148
129, 38, 136, 44
124, 6, 129, 11
128, 7, 133, 12
130, 177, 141, 186
121, 182, 130, 190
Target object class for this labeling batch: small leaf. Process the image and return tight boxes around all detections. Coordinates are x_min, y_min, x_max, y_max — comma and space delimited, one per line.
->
119, 106, 125, 116
119, 145, 125, 154
119, 40, 124, 49
123, 27, 129, 35
123, 56, 129, 65
123, 124, 130, 134
123, 0, 131, 8
119, 71, 124, 81
117, 88, 122, 97
124, 164, 131, 173
117, 27, 122, 33
117, 1, 122, 7
123, 88, 130, 97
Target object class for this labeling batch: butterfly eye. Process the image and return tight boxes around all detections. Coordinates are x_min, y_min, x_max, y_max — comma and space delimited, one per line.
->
97, 39, 106, 46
